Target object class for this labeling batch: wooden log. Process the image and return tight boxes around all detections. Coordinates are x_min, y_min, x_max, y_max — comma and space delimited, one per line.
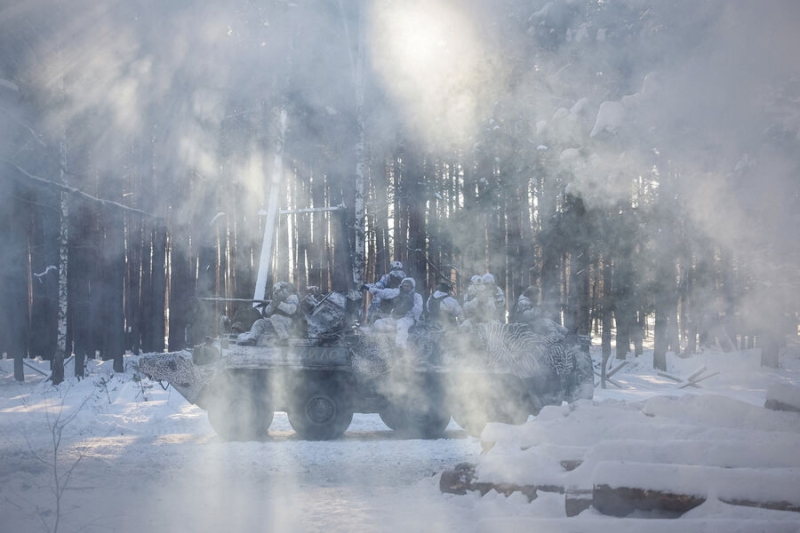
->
591, 461, 800, 517
564, 489, 592, 517
764, 399, 800, 414
23, 360, 48, 377
439, 462, 476, 495
594, 370, 623, 389
560, 459, 583, 471
765, 383, 800, 414
657, 371, 682, 382
719, 497, 800, 513
658, 367, 719, 389
593, 485, 705, 517
606, 361, 627, 378
439, 462, 549, 502
677, 370, 719, 389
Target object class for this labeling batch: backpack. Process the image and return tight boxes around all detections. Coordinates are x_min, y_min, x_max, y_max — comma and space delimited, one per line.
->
427, 294, 445, 322
392, 292, 416, 319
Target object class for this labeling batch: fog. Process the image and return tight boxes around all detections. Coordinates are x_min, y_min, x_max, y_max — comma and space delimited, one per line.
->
3, 3, 800, 531
1, 0, 798, 381
3, 1, 798, 239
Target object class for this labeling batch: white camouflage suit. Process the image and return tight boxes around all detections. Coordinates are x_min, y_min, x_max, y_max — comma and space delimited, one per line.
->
238, 282, 299, 343
370, 277, 422, 349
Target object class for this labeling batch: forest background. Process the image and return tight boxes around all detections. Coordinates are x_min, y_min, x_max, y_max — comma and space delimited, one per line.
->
1, 0, 799, 381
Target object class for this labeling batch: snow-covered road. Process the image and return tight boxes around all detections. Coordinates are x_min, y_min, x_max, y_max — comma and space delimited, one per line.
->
3, 347, 800, 533
1, 367, 492, 533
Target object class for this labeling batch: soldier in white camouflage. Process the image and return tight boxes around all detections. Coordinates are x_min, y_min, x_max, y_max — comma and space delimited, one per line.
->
237, 281, 300, 344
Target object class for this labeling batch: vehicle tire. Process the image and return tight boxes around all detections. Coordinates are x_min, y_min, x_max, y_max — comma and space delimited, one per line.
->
288, 379, 353, 440
207, 394, 273, 441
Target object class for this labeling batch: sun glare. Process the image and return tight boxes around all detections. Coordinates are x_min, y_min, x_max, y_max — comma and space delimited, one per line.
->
368, 0, 498, 149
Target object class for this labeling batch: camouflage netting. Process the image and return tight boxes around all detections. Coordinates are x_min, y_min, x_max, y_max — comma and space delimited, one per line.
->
138, 351, 198, 385
466, 322, 574, 378
348, 321, 573, 380
350, 332, 398, 378
137, 351, 218, 404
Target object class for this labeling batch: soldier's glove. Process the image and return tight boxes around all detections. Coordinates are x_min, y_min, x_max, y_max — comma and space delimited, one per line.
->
360, 284, 370, 292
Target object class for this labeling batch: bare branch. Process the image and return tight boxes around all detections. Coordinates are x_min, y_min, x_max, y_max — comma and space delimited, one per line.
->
0, 158, 157, 218
0, 106, 47, 147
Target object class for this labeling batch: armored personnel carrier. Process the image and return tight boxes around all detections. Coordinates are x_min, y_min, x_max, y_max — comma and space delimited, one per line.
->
139, 290, 594, 441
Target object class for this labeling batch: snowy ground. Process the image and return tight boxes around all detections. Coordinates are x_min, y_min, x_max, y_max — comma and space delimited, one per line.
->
1, 340, 800, 533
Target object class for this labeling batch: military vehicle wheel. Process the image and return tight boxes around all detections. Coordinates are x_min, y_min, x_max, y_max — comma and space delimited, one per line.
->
288, 379, 353, 440
380, 397, 450, 439
207, 394, 273, 441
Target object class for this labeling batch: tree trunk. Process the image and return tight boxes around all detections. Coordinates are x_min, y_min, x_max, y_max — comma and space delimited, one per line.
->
613, 259, 633, 360
1, 182, 29, 381
406, 152, 427, 286
69, 203, 91, 377
53, 122, 70, 382
126, 213, 143, 355
539, 173, 562, 323
311, 167, 327, 291
719, 249, 737, 352
352, 8, 366, 289
760, 335, 781, 368
373, 155, 390, 278
329, 181, 351, 292
653, 262, 673, 371
168, 227, 192, 352
150, 225, 167, 352
28, 189, 59, 361
601, 258, 613, 383
99, 181, 126, 373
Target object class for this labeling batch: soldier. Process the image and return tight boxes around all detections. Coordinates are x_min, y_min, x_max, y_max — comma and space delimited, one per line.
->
426, 280, 461, 328
513, 285, 567, 336
463, 274, 482, 304
237, 281, 299, 345
363, 260, 406, 323
482, 272, 506, 322
512, 286, 541, 324
460, 276, 496, 331
371, 277, 422, 349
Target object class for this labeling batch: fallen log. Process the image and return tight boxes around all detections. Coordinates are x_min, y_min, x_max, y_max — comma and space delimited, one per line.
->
765, 383, 800, 414
593, 484, 705, 517
591, 461, 800, 517
439, 462, 551, 502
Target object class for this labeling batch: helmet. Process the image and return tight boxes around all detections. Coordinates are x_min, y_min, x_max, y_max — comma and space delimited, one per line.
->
272, 281, 287, 293
482, 273, 495, 285
400, 277, 415, 290
391, 261, 403, 271
272, 281, 295, 298
470, 275, 481, 284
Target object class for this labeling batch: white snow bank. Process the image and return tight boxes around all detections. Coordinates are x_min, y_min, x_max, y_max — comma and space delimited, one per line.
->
476, 517, 800, 533
643, 394, 800, 432
477, 394, 800, 495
